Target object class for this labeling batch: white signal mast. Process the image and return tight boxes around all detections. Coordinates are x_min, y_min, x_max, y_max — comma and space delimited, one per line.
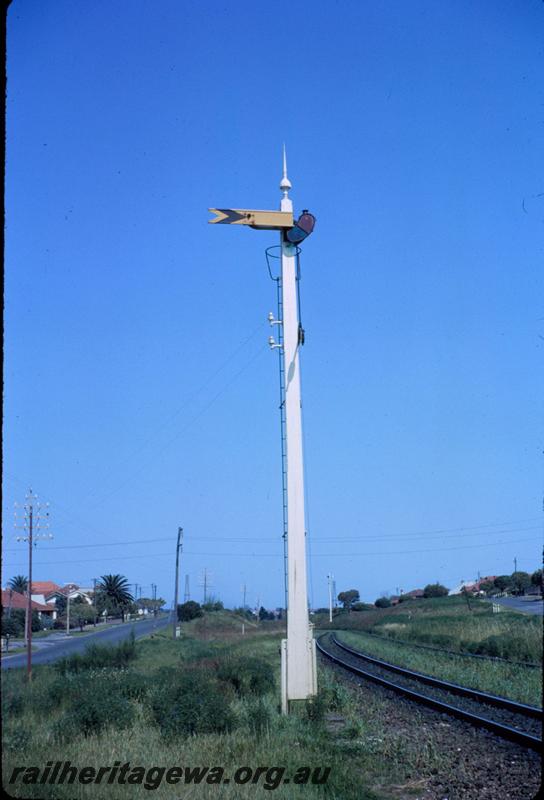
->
276, 150, 317, 710
208, 148, 317, 712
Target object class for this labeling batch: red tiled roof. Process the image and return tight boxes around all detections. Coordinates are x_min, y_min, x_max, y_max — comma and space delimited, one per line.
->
31, 581, 61, 595
1, 589, 56, 612
404, 589, 424, 597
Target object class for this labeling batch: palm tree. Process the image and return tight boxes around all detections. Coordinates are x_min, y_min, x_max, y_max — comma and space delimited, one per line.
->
8, 575, 29, 595
96, 574, 133, 621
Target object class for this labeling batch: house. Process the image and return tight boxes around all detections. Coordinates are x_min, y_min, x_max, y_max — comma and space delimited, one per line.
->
472, 576, 498, 594
31, 580, 61, 605
44, 584, 93, 606
449, 580, 470, 596
450, 577, 498, 596
389, 596, 401, 606
403, 589, 424, 599
1, 589, 57, 620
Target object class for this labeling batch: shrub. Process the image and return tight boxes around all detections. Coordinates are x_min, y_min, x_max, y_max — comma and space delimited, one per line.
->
177, 601, 203, 621
217, 656, 275, 697
30, 611, 42, 632
28, 681, 62, 715
53, 688, 134, 740
149, 670, 235, 738
352, 602, 373, 611
244, 697, 272, 738
322, 681, 349, 712
55, 633, 136, 674
202, 598, 224, 612
118, 670, 150, 700
3, 724, 31, 752
305, 690, 328, 722
50, 712, 80, 744
466, 633, 538, 662
1, 615, 24, 637
375, 597, 391, 608
2, 688, 25, 716
423, 583, 449, 598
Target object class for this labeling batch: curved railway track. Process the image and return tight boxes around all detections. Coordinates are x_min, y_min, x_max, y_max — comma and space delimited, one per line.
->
317, 633, 542, 752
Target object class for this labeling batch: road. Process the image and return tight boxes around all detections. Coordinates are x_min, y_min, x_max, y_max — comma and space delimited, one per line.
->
495, 596, 543, 615
1, 615, 172, 670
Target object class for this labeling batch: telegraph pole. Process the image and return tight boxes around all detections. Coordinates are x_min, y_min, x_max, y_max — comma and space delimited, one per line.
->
208, 149, 317, 712
92, 578, 97, 626
15, 489, 52, 681
151, 583, 156, 616
327, 574, 334, 623
241, 583, 247, 635
66, 593, 71, 635
514, 557, 517, 573
184, 575, 190, 603
172, 527, 183, 639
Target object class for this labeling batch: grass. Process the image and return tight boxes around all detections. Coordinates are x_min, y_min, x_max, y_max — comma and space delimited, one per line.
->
2, 611, 450, 800
314, 595, 543, 663
335, 629, 542, 707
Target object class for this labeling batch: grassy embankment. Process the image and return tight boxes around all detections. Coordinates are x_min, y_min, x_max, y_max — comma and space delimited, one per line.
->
313, 595, 543, 706
3, 610, 445, 800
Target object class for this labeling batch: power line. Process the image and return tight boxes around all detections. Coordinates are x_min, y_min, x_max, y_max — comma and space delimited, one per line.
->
3, 523, 541, 553
85, 342, 269, 511
3, 536, 175, 552
82, 322, 266, 505
4, 471, 541, 545
3, 534, 541, 566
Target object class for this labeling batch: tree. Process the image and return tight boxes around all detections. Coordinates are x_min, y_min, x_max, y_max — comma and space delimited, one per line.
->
375, 597, 391, 608
1, 615, 22, 637
177, 601, 203, 622
510, 571, 531, 596
493, 575, 512, 593
258, 606, 274, 621
55, 595, 67, 615
337, 589, 360, 612
233, 606, 256, 620
31, 611, 42, 632
353, 602, 373, 611
202, 597, 224, 612
530, 569, 543, 590
96, 575, 133, 621
8, 575, 28, 595
423, 583, 448, 598
138, 597, 166, 616
478, 580, 496, 596
70, 603, 97, 630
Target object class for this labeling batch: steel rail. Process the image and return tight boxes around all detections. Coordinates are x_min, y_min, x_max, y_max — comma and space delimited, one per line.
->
331, 634, 543, 719
317, 636, 542, 752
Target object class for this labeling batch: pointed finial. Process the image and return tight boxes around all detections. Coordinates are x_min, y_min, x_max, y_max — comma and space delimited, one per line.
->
280, 143, 292, 198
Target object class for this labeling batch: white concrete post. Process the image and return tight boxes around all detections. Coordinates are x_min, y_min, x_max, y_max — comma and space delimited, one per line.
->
279, 148, 317, 707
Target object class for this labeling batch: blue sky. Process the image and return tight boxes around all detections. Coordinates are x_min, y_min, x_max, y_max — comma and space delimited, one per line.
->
3, 0, 543, 608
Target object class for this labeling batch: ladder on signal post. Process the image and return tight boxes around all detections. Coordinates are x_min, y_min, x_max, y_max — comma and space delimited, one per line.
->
276, 276, 289, 614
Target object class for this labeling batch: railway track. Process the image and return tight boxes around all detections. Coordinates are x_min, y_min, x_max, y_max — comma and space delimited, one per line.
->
317, 633, 542, 752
